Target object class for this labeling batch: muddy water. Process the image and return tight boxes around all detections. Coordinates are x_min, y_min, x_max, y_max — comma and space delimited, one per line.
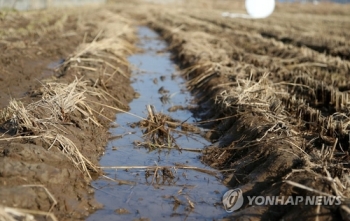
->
41, 59, 65, 79
87, 27, 228, 221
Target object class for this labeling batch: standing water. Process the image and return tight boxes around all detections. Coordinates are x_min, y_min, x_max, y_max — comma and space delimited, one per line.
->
87, 27, 229, 221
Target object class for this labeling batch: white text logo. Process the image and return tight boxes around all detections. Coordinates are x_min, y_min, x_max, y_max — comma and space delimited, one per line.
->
222, 188, 244, 213
223, 189, 342, 213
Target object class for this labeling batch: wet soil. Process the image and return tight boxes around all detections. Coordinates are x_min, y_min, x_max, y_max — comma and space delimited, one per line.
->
87, 26, 228, 221
0, 6, 135, 220
0, 9, 100, 108
1, 1, 350, 221
123, 1, 350, 220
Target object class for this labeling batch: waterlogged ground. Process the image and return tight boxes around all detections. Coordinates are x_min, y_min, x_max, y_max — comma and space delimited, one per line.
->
87, 27, 229, 221
2, 1, 350, 220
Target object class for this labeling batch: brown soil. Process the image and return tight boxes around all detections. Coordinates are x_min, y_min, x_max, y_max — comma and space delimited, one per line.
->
0, 9, 91, 108
121, 1, 350, 220
1, 1, 350, 221
0, 6, 135, 220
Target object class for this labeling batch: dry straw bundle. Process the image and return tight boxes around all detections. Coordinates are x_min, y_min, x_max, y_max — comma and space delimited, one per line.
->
61, 10, 136, 79
1, 78, 100, 178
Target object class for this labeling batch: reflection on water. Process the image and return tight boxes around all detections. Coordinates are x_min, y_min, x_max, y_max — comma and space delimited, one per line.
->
87, 27, 229, 221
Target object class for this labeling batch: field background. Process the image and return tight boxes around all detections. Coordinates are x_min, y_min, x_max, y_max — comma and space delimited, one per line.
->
0, 0, 106, 10
1, 0, 350, 11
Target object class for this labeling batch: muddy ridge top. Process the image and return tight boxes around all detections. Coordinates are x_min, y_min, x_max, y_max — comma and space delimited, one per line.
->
0, 6, 135, 220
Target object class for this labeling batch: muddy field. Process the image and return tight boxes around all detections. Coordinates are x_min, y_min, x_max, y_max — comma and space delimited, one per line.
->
0, 6, 136, 220
1, 0, 350, 220
138, 1, 350, 220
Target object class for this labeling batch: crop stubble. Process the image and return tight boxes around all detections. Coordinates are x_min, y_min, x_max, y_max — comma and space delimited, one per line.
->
135, 1, 350, 220
1, 1, 350, 220
0, 6, 136, 220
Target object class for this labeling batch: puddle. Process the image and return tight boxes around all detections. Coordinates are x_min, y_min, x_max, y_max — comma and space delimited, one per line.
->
87, 27, 229, 221
41, 59, 65, 79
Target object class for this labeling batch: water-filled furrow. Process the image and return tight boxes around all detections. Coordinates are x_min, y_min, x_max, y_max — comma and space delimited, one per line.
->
87, 27, 228, 221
